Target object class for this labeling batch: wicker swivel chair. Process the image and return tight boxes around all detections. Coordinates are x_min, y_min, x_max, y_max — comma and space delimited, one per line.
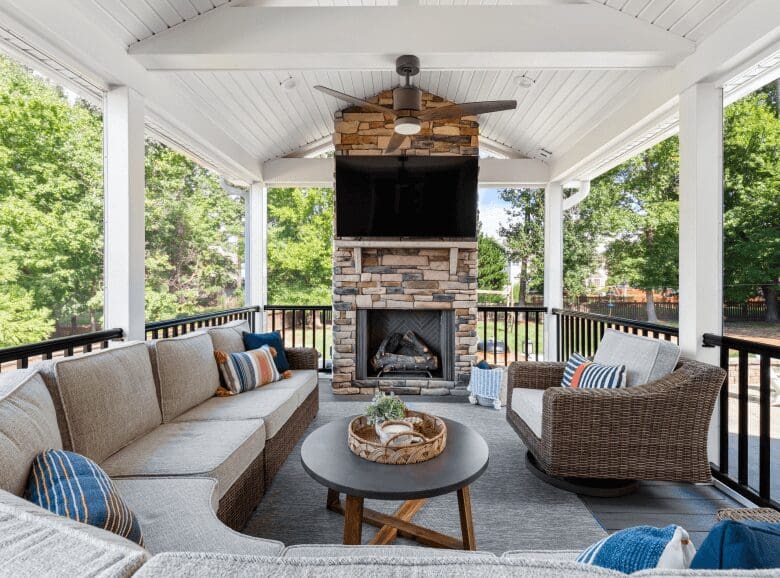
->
506, 356, 726, 494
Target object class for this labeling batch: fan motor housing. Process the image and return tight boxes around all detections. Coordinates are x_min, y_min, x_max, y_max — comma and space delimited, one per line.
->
393, 86, 422, 112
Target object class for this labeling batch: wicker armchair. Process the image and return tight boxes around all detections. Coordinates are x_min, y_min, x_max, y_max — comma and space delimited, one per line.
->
506, 358, 726, 483
284, 347, 319, 370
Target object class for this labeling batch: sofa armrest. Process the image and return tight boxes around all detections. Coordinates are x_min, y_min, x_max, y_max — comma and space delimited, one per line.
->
285, 347, 319, 371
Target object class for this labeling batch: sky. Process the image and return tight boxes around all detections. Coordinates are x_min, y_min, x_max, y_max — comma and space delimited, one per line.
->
478, 188, 507, 240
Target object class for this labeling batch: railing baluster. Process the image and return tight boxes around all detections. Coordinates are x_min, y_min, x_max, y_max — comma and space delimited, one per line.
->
719, 344, 730, 475
737, 350, 749, 486
759, 354, 771, 499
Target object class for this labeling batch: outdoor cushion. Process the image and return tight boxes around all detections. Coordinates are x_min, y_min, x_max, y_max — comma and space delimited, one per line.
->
38, 341, 162, 464
243, 331, 290, 372
691, 520, 780, 570
283, 545, 497, 559
147, 332, 221, 422
593, 329, 680, 386
215, 346, 281, 394
511, 388, 544, 438
26, 449, 144, 546
114, 477, 283, 556
206, 320, 250, 354
260, 369, 318, 406
0, 370, 62, 496
562, 352, 625, 389
0, 489, 149, 577
502, 550, 581, 562
100, 418, 265, 498
173, 384, 299, 439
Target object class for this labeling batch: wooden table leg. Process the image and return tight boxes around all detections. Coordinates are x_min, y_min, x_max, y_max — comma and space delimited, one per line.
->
369, 499, 426, 545
326, 489, 340, 509
343, 495, 364, 545
457, 486, 476, 551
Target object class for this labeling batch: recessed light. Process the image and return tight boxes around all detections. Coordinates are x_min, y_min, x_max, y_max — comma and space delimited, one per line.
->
514, 74, 535, 89
280, 76, 297, 91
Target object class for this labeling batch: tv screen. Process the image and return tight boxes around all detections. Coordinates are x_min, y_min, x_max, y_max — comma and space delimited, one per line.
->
335, 156, 478, 238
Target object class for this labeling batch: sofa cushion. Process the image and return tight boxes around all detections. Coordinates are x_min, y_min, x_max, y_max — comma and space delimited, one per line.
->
0, 370, 62, 496
502, 550, 581, 562
114, 477, 283, 556
100, 419, 265, 498
283, 545, 497, 559
26, 449, 144, 546
147, 332, 221, 422
173, 384, 300, 439
593, 329, 680, 387
0, 489, 149, 577
39, 342, 162, 464
511, 388, 544, 439
261, 369, 318, 406
206, 320, 250, 354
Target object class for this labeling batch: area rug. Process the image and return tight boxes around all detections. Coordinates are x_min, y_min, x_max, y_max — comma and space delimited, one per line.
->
244, 400, 607, 554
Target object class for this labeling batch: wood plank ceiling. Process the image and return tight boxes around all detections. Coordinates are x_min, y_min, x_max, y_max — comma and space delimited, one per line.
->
90, 0, 749, 163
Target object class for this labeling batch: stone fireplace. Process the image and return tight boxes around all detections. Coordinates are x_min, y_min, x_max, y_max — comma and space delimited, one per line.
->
330, 89, 479, 396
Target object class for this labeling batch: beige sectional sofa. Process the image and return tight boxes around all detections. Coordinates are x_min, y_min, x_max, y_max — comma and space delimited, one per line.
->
0, 322, 776, 577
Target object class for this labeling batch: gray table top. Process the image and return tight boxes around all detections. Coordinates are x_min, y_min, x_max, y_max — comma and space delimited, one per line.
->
301, 416, 489, 500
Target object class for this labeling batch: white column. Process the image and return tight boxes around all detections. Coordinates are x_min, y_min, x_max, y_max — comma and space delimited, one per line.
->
104, 86, 145, 341
678, 83, 723, 364
678, 82, 723, 465
543, 181, 564, 361
245, 181, 267, 330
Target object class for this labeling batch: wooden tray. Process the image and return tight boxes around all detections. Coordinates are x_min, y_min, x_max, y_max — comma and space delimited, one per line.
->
347, 410, 447, 465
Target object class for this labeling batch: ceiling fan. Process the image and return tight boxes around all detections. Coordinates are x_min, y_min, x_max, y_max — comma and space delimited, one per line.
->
314, 55, 517, 154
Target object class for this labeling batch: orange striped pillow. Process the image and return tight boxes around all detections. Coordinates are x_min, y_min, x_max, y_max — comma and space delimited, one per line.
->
214, 345, 281, 395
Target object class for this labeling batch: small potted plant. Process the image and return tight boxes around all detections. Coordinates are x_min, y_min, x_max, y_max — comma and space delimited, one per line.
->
364, 392, 412, 445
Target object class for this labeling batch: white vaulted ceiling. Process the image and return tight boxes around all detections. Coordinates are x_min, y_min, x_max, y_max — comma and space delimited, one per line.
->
83, 0, 754, 167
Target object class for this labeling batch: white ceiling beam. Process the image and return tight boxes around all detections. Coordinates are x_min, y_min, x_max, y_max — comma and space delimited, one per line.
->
550, 0, 780, 182
129, 6, 693, 71
0, 0, 263, 183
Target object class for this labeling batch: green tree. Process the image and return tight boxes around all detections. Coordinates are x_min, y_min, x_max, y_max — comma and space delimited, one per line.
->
563, 199, 604, 304
499, 188, 545, 305
267, 187, 333, 305
477, 232, 508, 303
723, 87, 780, 321
0, 248, 54, 345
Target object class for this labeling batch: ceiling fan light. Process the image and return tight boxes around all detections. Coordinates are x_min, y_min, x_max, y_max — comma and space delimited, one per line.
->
514, 74, 535, 89
394, 117, 421, 135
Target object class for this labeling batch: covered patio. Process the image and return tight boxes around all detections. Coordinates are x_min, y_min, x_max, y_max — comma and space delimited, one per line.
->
0, 0, 779, 574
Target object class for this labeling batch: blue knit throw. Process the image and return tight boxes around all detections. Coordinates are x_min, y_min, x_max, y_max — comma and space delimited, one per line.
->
468, 366, 504, 400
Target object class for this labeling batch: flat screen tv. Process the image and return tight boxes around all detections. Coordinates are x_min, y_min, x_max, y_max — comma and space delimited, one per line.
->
335, 156, 478, 238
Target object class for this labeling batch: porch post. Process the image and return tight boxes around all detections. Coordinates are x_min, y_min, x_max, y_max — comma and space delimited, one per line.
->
543, 181, 564, 361
245, 181, 267, 330
678, 83, 723, 464
104, 86, 145, 341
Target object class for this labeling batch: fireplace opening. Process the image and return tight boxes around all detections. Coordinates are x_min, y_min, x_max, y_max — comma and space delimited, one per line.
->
356, 309, 454, 381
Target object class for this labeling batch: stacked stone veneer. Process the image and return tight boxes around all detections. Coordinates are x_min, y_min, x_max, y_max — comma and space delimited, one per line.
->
331, 89, 479, 395
331, 246, 478, 395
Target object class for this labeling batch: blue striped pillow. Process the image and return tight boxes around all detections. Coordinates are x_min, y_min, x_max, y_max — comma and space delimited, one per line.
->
25, 449, 144, 546
561, 352, 625, 389
577, 525, 696, 572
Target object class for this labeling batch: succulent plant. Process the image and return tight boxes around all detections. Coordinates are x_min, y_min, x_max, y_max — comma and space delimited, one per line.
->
364, 392, 407, 425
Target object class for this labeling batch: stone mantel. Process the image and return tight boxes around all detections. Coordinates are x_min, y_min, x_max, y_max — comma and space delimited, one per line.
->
334, 239, 477, 276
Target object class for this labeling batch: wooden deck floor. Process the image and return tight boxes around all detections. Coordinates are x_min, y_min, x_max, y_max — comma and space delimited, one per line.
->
319, 377, 742, 547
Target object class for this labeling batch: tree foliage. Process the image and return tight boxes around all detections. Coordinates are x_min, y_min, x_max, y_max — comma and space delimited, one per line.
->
499, 188, 545, 304
477, 232, 509, 303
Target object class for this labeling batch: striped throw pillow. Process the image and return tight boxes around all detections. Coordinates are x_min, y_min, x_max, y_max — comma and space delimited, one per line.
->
215, 345, 281, 394
25, 449, 144, 546
561, 352, 625, 389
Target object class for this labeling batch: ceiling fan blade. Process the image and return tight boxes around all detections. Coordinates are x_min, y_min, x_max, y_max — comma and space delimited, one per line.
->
417, 100, 517, 121
314, 86, 396, 117
384, 132, 406, 154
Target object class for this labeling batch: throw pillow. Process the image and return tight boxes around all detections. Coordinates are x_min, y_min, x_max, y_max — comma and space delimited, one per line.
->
25, 449, 144, 546
215, 345, 281, 394
561, 351, 626, 389
691, 520, 780, 570
476, 360, 491, 370
468, 366, 506, 410
577, 525, 696, 573
243, 331, 290, 373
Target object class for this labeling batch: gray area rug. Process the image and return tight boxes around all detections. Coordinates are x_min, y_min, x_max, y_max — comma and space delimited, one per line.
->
245, 401, 607, 554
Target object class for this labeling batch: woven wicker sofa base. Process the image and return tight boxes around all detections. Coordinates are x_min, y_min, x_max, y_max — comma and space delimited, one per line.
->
264, 387, 320, 488
217, 450, 265, 531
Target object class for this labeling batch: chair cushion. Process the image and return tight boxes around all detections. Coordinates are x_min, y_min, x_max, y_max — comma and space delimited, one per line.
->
562, 352, 625, 389
691, 520, 780, 570
593, 329, 680, 386
206, 320, 249, 354
26, 449, 144, 546
0, 370, 62, 496
114, 477, 283, 556
243, 331, 290, 373
0, 489, 149, 577
147, 332, 221, 422
173, 385, 299, 439
39, 342, 162, 464
215, 346, 281, 394
100, 419, 265, 498
510, 388, 544, 438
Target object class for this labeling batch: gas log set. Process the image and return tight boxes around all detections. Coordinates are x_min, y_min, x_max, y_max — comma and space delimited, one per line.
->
371, 331, 439, 378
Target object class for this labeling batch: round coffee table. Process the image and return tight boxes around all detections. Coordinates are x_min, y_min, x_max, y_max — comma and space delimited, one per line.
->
301, 415, 489, 550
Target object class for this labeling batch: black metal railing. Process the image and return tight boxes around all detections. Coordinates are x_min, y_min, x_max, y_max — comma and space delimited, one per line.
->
704, 333, 780, 509
476, 305, 547, 365
0, 329, 125, 373
145, 306, 259, 340
553, 308, 679, 361
264, 305, 333, 371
